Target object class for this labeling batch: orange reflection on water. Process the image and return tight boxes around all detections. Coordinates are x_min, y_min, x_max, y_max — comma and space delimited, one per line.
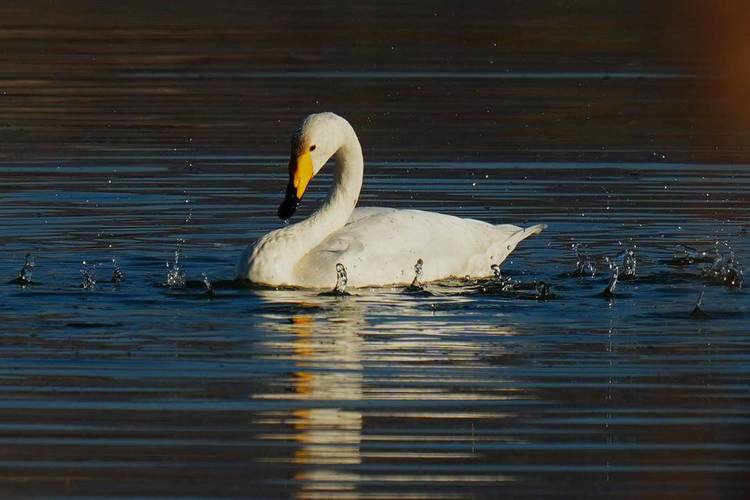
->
252, 292, 529, 497
260, 306, 364, 498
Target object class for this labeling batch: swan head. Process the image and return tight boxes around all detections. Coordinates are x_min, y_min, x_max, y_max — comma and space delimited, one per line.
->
278, 112, 350, 220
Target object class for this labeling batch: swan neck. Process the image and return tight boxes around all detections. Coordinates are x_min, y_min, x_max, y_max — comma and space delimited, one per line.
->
286, 129, 363, 265
240, 117, 366, 285
328, 132, 364, 214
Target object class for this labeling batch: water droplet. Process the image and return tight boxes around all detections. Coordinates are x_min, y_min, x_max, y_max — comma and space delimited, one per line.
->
333, 263, 348, 293
80, 260, 96, 290
611, 248, 637, 279
572, 243, 597, 277
535, 281, 552, 299
490, 263, 515, 291
491, 264, 502, 280
164, 242, 186, 288
14, 253, 35, 286
202, 273, 214, 295
111, 258, 125, 283
602, 267, 619, 298
410, 258, 424, 288
691, 287, 709, 318
701, 241, 743, 288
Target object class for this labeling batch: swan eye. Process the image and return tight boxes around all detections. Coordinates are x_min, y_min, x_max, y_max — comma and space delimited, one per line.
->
309, 145, 316, 151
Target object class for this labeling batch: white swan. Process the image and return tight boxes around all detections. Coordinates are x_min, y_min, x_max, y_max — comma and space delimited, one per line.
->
236, 112, 545, 288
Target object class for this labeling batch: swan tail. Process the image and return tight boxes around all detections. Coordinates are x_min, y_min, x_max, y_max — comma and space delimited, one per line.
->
506, 223, 546, 248
520, 223, 547, 238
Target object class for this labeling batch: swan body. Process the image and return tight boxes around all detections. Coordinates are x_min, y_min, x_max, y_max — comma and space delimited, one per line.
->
236, 112, 545, 288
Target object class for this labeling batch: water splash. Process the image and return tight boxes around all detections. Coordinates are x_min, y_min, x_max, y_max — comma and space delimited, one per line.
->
621, 249, 637, 279
111, 257, 125, 283
202, 273, 216, 296
600, 266, 619, 299
202, 273, 213, 292
535, 281, 554, 300
607, 248, 636, 279
80, 260, 96, 290
13, 253, 35, 285
164, 241, 186, 288
572, 243, 597, 277
491, 264, 501, 280
334, 263, 348, 293
702, 242, 743, 288
690, 287, 709, 319
490, 263, 515, 291
403, 258, 433, 295
668, 243, 719, 265
484, 264, 554, 299
410, 258, 424, 288
319, 263, 350, 296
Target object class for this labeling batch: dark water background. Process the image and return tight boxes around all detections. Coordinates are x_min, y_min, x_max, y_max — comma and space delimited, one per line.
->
1, 1, 749, 497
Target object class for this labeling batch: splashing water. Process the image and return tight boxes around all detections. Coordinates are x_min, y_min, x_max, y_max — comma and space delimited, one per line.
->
702, 242, 744, 288
609, 248, 636, 279
333, 263, 348, 293
318, 263, 351, 296
669, 243, 719, 265
695, 288, 705, 308
401, 258, 433, 296
490, 263, 516, 291
164, 241, 186, 288
111, 257, 125, 283
690, 287, 709, 318
621, 249, 637, 278
80, 260, 96, 290
202, 273, 215, 296
535, 281, 553, 300
491, 264, 501, 280
14, 253, 35, 285
572, 243, 597, 277
410, 258, 424, 288
601, 266, 619, 298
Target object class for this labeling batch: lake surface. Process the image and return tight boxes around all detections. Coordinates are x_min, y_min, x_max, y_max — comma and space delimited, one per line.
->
0, 1, 748, 497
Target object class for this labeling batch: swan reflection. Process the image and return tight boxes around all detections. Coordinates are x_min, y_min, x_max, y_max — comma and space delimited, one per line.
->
254, 292, 365, 497
252, 290, 526, 496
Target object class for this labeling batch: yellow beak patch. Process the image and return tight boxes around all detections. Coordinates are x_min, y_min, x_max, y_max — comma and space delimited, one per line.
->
290, 150, 314, 200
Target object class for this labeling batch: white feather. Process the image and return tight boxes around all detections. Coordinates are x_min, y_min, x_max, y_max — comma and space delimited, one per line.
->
236, 113, 545, 288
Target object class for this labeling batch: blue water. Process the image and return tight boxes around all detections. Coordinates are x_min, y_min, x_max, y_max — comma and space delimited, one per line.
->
1, 1, 749, 496
1, 158, 748, 497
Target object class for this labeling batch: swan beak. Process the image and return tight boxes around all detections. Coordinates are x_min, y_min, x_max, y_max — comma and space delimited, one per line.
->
278, 150, 314, 220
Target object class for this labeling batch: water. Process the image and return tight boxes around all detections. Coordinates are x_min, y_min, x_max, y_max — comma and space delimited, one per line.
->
78, 260, 96, 290
12, 253, 34, 285
1, 1, 749, 497
111, 257, 125, 284
330, 263, 350, 295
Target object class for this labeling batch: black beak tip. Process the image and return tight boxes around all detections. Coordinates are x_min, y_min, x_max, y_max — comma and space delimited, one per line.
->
278, 196, 299, 220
